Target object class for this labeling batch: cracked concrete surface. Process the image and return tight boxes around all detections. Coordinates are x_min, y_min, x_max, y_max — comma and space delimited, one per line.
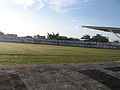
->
0, 61, 120, 90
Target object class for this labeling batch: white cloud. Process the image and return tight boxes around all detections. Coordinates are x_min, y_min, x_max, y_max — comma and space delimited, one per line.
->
46, 0, 91, 12
14, 0, 35, 10
45, 0, 76, 12
12, 0, 91, 12
36, 0, 45, 10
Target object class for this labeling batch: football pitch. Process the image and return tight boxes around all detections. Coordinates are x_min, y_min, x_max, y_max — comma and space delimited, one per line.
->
0, 42, 120, 66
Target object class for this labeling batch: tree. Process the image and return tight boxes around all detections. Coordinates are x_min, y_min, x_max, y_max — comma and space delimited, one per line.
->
25, 36, 32, 38
81, 34, 91, 41
56, 36, 68, 40
114, 40, 119, 43
47, 33, 59, 40
47, 32, 80, 41
91, 34, 109, 42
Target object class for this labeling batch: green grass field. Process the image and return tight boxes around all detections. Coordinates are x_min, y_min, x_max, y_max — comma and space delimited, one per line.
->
0, 42, 119, 66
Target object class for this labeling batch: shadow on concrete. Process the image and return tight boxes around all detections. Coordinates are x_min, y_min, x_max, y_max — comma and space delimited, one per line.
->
79, 69, 120, 90
0, 73, 27, 90
105, 67, 120, 72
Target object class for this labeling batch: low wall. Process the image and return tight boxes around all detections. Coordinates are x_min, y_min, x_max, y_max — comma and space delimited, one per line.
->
39, 40, 120, 49
0, 36, 119, 49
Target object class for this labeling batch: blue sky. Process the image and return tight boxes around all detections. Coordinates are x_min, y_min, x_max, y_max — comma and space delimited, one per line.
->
0, 0, 120, 41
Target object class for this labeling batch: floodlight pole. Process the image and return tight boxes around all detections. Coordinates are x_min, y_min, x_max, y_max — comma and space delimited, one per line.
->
108, 29, 120, 40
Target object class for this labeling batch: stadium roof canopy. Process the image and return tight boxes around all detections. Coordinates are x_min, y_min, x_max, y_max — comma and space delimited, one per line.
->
82, 26, 120, 34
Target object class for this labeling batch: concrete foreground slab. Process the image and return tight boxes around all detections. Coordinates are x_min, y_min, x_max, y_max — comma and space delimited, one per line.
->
0, 62, 120, 90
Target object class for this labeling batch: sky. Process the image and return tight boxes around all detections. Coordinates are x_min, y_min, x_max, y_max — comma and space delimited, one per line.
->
0, 0, 120, 41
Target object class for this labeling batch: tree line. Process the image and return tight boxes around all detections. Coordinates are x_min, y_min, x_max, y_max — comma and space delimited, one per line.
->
47, 33, 109, 42
81, 34, 109, 42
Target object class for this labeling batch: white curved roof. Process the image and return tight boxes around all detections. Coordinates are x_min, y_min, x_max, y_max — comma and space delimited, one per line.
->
82, 26, 120, 34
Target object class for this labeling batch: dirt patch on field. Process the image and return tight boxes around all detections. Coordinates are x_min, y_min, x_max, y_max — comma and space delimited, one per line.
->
0, 62, 120, 90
